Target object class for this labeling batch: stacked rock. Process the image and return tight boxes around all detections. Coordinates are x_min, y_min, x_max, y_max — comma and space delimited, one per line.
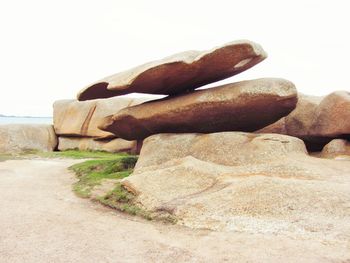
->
55, 40, 350, 233
77, 40, 298, 141
53, 97, 150, 153
48, 39, 350, 236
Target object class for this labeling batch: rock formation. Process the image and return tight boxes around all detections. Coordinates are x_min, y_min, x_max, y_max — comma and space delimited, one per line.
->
2, 38, 349, 253
309, 91, 350, 137
54, 97, 150, 153
77, 40, 267, 100
122, 132, 350, 235
54, 97, 150, 139
257, 91, 350, 150
133, 132, 307, 170
257, 94, 322, 135
0, 124, 57, 153
320, 139, 350, 159
100, 78, 297, 140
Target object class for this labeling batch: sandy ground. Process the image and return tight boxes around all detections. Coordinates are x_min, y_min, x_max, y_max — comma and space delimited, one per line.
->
0, 159, 349, 263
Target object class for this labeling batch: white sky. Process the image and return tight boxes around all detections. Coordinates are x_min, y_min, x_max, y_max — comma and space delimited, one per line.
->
0, 0, 349, 116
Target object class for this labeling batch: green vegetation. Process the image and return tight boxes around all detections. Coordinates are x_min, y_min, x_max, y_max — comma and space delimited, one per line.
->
0, 150, 36, 161
0, 153, 14, 162
65, 151, 152, 219
29, 149, 123, 159
1, 149, 126, 160
98, 183, 152, 220
70, 155, 137, 198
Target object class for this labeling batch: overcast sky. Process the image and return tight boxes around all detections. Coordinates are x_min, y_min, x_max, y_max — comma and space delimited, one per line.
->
0, 0, 349, 116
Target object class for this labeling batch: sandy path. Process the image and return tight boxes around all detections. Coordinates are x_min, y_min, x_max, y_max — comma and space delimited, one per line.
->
0, 159, 349, 263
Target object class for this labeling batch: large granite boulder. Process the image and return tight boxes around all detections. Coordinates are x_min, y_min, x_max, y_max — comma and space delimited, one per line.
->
309, 91, 350, 137
257, 94, 322, 137
53, 97, 149, 139
77, 40, 267, 100
121, 132, 350, 241
257, 91, 350, 150
320, 139, 350, 159
100, 78, 297, 140
57, 137, 137, 153
133, 132, 307, 170
0, 124, 57, 153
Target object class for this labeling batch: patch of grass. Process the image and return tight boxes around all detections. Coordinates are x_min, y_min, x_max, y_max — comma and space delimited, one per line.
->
69, 153, 153, 220
98, 183, 152, 220
33, 150, 123, 159
0, 153, 15, 162
70, 155, 138, 198
0, 150, 36, 161
4, 149, 135, 162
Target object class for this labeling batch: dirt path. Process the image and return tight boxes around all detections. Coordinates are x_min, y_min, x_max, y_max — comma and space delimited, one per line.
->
0, 159, 349, 263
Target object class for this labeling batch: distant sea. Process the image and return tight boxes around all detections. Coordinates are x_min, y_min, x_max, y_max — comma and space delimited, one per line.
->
0, 117, 53, 125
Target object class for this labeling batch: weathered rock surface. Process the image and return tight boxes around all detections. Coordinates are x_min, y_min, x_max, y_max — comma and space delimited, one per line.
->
77, 40, 267, 100
257, 91, 350, 149
53, 97, 149, 139
0, 124, 57, 153
257, 94, 322, 135
57, 137, 137, 153
122, 132, 350, 241
309, 91, 350, 137
100, 78, 297, 140
133, 132, 307, 170
320, 139, 350, 159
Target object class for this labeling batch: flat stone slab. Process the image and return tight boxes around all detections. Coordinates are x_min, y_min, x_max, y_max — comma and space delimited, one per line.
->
99, 78, 297, 140
77, 40, 267, 100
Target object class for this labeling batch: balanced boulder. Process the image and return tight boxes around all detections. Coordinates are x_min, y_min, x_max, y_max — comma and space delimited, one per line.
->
0, 124, 57, 153
100, 78, 297, 140
53, 97, 149, 139
77, 40, 267, 100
